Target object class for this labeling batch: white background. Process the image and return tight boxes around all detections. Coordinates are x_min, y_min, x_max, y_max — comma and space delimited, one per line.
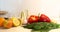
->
0, 0, 60, 21
0, 0, 22, 17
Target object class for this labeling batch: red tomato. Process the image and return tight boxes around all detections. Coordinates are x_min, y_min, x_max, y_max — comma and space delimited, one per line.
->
28, 15, 39, 24
39, 14, 51, 22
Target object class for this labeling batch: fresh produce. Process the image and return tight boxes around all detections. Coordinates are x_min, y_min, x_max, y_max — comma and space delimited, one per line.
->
0, 17, 23, 29
0, 17, 5, 27
18, 18, 23, 26
23, 22, 60, 32
11, 17, 20, 27
31, 30, 49, 32
20, 11, 27, 24
28, 15, 39, 24
3, 18, 13, 28
27, 14, 51, 24
39, 14, 51, 22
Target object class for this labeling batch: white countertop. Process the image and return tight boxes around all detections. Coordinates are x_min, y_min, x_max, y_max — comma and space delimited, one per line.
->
0, 26, 32, 32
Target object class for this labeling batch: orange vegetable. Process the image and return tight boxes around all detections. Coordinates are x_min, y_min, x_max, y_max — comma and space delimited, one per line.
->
3, 19, 13, 28
0, 17, 5, 27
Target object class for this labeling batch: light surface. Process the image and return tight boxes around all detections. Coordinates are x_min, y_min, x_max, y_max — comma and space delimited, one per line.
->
0, 26, 31, 32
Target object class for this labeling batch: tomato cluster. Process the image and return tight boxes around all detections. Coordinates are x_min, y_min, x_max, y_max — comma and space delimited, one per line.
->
28, 14, 51, 24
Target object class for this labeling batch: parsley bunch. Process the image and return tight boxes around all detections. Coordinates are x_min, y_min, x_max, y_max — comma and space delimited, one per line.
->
23, 22, 60, 32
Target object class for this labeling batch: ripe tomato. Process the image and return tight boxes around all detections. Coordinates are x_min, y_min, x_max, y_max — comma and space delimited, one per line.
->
39, 14, 51, 22
28, 15, 39, 24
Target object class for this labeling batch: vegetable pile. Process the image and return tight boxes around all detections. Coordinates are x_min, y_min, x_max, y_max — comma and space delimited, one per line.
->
23, 14, 60, 32
24, 22, 60, 32
28, 14, 51, 24
0, 17, 22, 29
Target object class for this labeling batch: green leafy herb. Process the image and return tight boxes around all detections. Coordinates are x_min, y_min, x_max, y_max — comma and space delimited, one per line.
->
23, 22, 60, 32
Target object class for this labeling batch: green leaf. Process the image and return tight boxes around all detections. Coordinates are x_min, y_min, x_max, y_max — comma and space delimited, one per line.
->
23, 22, 60, 32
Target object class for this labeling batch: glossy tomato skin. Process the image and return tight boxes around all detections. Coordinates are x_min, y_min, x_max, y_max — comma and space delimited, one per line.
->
28, 15, 39, 24
39, 14, 51, 22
